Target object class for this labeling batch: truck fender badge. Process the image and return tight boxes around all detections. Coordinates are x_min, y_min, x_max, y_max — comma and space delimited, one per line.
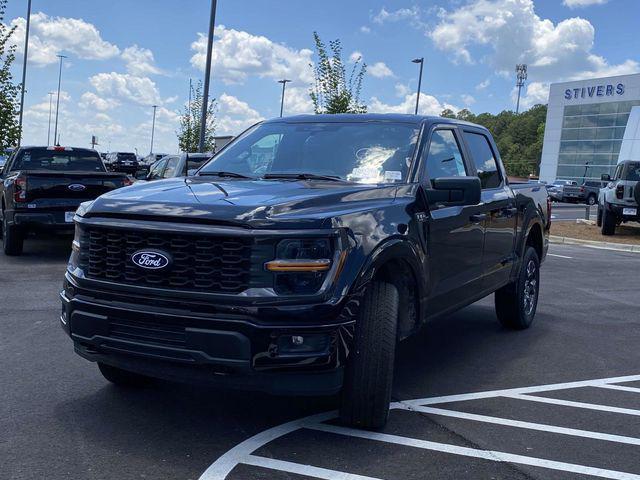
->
68, 184, 86, 192
131, 250, 171, 270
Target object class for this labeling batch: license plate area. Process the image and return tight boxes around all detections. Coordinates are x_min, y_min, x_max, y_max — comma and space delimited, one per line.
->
622, 208, 637, 216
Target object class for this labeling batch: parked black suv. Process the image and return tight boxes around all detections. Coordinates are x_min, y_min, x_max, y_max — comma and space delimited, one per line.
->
61, 115, 550, 428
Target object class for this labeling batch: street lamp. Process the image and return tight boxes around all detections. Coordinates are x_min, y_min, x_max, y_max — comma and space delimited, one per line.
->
150, 105, 158, 154
53, 54, 67, 146
17, 0, 32, 146
515, 64, 527, 114
47, 92, 54, 146
278, 79, 291, 117
198, 0, 218, 153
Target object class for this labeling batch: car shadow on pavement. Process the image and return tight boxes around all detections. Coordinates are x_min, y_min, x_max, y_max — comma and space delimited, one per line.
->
15, 234, 72, 262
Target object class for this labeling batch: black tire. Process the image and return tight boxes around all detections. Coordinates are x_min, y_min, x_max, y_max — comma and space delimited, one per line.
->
601, 203, 616, 236
98, 362, 153, 387
495, 246, 540, 330
586, 194, 597, 206
340, 281, 399, 430
596, 205, 602, 227
2, 214, 24, 256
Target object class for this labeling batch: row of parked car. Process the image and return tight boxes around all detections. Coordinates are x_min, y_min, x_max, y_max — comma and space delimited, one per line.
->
0, 145, 214, 255
546, 179, 608, 205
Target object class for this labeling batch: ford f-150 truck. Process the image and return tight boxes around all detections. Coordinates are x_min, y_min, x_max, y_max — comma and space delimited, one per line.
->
61, 115, 550, 429
1, 146, 132, 255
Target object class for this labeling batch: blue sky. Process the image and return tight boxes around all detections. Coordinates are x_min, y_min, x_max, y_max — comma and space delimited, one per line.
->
5, 0, 639, 154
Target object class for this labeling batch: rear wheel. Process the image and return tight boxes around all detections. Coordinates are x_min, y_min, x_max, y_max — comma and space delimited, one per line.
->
98, 362, 153, 387
2, 214, 24, 256
586, 194, 597, 206
596, 205, 603, 227
340, 281, 399, 430
495, 246, 540, 330
601, 203, 616, 236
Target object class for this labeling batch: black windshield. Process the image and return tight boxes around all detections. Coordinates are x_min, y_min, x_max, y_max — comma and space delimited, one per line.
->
199, 122, 420, 184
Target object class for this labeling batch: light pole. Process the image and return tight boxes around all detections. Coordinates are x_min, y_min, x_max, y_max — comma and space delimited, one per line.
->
150, 105, 158, 154
17, 0, 32, 146
198, 0, 217, 153
515, 64, 527, 114
412, 57, 424, 115
53, 54, 67, 145
278, 79, 291, 117
47, 92, 54, 145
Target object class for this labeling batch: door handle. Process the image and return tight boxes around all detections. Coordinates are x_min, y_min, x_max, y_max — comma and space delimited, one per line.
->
470, 213, 487, 223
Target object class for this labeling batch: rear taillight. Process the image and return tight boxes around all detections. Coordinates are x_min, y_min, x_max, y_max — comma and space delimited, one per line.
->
14, 175, 27, 202
616, 185, 624, 199
579, 186, 585, 192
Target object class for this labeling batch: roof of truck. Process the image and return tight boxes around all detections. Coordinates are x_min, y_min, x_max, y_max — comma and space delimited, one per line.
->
263, 113, 482, 128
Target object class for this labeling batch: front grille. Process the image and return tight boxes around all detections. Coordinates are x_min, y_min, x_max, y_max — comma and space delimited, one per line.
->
80, 226, 253, 293
110, 318, 186, 348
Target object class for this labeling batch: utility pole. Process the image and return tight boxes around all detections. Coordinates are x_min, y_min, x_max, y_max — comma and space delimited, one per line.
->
47, 92, 54, 146
198, 0, 217, 153
412, 58, 424, 115
53, 54, 67, 145
515, 64, 527, 114
17, 0, 32, 146
150, 105, 158, 154
278, 79, 291, 117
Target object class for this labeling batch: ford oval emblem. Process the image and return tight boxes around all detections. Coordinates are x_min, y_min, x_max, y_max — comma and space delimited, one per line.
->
131, 250, 171, 270
68, 183, 86, 192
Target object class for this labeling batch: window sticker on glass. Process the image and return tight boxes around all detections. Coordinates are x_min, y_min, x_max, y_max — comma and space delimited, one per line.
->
383, 170, 402, 182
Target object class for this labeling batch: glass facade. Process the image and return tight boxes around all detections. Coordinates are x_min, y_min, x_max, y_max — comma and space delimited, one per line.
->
558, 100, 640, 182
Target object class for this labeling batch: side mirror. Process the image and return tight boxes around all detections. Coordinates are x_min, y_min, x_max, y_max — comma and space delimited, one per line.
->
424, 176, 481, 207
601, 174, 611, 181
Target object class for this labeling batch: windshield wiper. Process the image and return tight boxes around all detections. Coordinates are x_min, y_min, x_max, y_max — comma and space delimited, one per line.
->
198, 171, 253, 179
263, 172, 344, 182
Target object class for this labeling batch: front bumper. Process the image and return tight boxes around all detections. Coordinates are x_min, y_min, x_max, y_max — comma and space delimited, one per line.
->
60, 273, 356, 395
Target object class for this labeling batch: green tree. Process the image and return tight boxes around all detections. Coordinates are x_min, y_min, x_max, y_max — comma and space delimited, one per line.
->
0, 0, 21, 150
309, 32, 367, 114
176, 80, 216, 152
440, 108, 456, 119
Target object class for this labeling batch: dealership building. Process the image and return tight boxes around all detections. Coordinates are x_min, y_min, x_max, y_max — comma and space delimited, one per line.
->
539, 73, 640, 184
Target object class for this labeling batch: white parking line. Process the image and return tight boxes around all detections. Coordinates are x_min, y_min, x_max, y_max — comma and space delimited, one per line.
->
308, 423, 640, 480
596, 384, 640, 394
548, 253, 573, 258
199, 374, 640, 480
504, 394, 640, 416
396, 405, 640, 446
243, 455, 383, 480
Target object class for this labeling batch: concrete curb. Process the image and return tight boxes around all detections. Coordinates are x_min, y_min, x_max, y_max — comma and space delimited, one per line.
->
549, 234, 640, 253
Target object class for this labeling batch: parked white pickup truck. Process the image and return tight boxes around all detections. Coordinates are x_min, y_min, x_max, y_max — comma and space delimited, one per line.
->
597, 160, 640, 235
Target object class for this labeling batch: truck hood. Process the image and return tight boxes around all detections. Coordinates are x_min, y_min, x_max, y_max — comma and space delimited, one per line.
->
88, 176, 399, 229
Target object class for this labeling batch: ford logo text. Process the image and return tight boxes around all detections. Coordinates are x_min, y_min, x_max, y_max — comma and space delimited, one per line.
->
131, 250, 171, 270
68, 183, 86, 192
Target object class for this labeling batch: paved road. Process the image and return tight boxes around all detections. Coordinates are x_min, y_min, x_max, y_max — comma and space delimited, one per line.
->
551, 202, 597, 221
1, 237, 639, 480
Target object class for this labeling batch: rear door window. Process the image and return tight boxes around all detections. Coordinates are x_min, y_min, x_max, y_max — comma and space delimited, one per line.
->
463, 132, 502, 189
11, 149, 105, 172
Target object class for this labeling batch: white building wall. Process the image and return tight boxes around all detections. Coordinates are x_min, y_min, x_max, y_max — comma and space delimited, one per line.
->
619, 106, 640, 161
539, 73, 640, 183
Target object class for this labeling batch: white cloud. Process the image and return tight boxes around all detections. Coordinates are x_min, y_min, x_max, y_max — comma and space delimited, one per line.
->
373, 6, 421, 26
122, 45, 161, 76
512, 81, 551, 110
563, 0, 609, 7
190, 25, 313, 85
429, 0, 638, 88
349, 51, 363, 63
475, 78, 491, 90
79, 92, 118, 111
282, 86, 314, 115
10, 12, 120, 66
216, 93, 264, 135
461, 94, 476, 106
360, 26, 371, 34
89, 72, 161, 106
394, 83, 410, 97
368, 61, 394, 78
369, 92, 457, 116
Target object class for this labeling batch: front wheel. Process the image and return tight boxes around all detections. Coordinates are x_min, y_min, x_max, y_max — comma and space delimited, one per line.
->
340, 281, 399, 429
601, 203, 616, 236
596, 205, 603, 227
495, 246, 540, 330
586, 194, 597, 206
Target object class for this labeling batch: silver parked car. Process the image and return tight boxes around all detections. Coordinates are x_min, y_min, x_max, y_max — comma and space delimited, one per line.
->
597, 160, 640, 235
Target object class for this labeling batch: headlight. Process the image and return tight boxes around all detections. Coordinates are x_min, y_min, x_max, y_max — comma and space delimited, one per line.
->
68, 223, 84, 274
265, 239, 334, 295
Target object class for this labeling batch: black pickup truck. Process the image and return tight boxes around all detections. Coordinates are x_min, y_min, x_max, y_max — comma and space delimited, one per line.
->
61, 115, 550, 428
1, 146, 132, 255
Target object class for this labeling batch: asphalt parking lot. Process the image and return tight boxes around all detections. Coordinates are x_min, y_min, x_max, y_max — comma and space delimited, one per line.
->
2, 237, 639, 480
